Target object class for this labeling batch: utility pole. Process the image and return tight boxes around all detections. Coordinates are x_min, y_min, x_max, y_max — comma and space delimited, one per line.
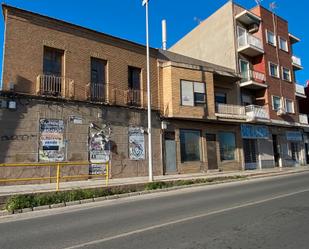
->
142, 0, 153, 182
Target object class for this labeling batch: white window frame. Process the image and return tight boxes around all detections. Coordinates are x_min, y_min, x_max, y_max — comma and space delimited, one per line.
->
285, 99, 294, 113
281, 67, 291, 82
180, 80, 206, 107
239, 59, 250, 80
279, 36, 288, 52
266, 30, 276, 46
272, 95, 281, 111
268, 62, 279, 78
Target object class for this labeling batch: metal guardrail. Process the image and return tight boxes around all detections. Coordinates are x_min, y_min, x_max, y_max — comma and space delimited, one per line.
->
36, 74, 74, 98
0, 161, 109, 191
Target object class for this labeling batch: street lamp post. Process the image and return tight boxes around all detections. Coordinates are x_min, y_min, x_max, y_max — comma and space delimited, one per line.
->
142, 0, 153, 182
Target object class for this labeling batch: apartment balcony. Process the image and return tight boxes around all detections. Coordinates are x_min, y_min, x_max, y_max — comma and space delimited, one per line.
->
36, 75, 74, 98
292, 55, 303, 70
240, 70, 267, 90
235, 10, 261, 26
245, 105, 269, 122
215, 103, 247, 120
216, 103, 269, 122
111, 88, 146, 108
295, 83, 306, 98
237, 33, 264, 57
86, 82, 107, 102
299, 114, 309, 125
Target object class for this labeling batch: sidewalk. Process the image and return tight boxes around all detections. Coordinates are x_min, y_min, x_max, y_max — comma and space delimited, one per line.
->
1, 166, 309, 197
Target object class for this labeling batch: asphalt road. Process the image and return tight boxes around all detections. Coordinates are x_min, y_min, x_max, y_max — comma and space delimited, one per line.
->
1, 172, 309, 249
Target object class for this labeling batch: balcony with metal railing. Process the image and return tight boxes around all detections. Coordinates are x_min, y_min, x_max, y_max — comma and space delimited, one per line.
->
299, 114, 309, 125
245, 105, 269, 121
240, 70, 267, 89
36, 75, 74, 98
237, 32, 264, 57
292, 55, 303, 70
86, 82, 106, 102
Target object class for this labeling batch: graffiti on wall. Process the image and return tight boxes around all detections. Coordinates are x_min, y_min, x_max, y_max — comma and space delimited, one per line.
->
89, 123, 111, 175
0, 134, 37, 141
39, 119, 65, 162
128, 127, 145, 160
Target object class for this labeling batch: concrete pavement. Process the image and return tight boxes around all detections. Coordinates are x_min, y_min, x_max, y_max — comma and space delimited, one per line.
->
0, 166, 309, 197
0, 170, 309, 249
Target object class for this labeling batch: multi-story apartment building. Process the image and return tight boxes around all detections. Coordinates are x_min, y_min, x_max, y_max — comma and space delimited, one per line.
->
170, 1, 308, 169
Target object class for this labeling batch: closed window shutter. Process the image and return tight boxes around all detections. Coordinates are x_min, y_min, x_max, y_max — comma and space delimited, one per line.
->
181, 81, 194, 106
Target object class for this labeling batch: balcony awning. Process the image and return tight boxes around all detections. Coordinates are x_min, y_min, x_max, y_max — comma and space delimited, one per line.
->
289, 33, 301, 44
235, 10, 261, 26
240, 81, 268, 90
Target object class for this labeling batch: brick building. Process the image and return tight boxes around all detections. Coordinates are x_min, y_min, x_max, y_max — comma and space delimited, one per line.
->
170, 1, 308, 168
0, 4, 163, 181
0, 2, 308, 184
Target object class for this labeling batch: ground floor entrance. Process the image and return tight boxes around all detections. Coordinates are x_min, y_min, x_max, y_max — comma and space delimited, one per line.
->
164, 132, 177, 174
243, 139, 258, 170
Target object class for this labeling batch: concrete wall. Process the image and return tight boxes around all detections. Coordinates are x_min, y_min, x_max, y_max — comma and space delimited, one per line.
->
169, 1, 236, 71
0, 97, 163, 184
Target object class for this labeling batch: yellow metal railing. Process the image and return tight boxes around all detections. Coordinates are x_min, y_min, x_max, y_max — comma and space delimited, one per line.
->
0, 161, 109, 191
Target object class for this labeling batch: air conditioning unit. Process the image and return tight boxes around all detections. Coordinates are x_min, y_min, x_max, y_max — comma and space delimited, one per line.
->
248, 23, 259, 33
277, 108, 286, 116
8, 82, 15, 91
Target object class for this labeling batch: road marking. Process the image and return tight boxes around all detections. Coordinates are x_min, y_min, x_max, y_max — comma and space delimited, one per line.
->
64, 188, 309, 249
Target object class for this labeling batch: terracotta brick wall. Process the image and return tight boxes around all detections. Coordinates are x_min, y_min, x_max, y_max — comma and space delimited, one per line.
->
251, 6, 298, 123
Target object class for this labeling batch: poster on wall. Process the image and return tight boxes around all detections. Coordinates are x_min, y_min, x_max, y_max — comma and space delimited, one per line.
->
89, 124, 111, 175
39, 119, 65, 162
129, 127, 145, 160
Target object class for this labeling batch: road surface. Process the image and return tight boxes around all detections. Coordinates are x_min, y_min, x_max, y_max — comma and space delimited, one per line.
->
1, 171, 309, 249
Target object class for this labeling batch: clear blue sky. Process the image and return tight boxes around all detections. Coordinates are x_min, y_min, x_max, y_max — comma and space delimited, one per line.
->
0, 0, 308, 85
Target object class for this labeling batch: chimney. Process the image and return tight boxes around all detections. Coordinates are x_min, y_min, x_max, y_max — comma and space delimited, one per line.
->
162, 19, 167, 50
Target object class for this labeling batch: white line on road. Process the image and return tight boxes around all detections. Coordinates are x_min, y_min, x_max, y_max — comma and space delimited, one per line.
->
64, 188, 309, 249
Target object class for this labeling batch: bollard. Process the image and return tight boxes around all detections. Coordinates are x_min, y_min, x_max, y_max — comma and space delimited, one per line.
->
105, 162, 109, 187
56, 163, 61, 191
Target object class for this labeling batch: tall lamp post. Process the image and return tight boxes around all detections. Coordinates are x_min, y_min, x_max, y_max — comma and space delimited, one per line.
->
142, 0, 153, 182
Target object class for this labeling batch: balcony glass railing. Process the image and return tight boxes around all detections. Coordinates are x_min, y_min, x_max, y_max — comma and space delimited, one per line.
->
292, 55, 302, 67
238, 33, 263, 51
295, 84, 305, 96
299, 114, 309, 124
